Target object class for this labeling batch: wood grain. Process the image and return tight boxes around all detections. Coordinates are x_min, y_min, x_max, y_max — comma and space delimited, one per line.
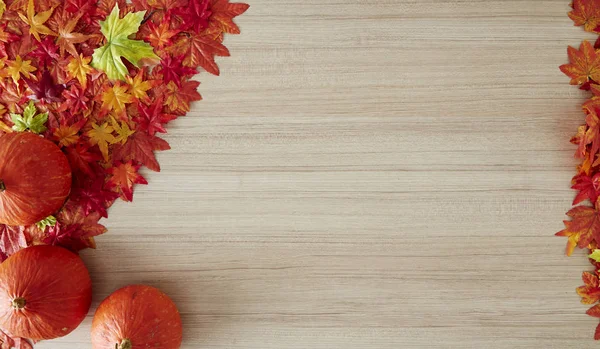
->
38, 1, 600, 348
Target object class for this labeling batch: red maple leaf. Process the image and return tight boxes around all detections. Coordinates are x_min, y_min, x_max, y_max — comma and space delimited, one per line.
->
112, 131, 171, 172
579, 271, 600, 304
172, 0, 212, 33
44, 204, 107, 251
65, 141, 102, 179
163, 79, 202, 115
157, 55, 197, 86
0, 225, 27, 262
107, 161, 148, 201
556, 205, 600, 251
27, 36, 59, 67
25, 70, 65, 103
134, 96, 177, 136
208, 0, 249, 40
573, 173, 600, 205
58, 84, 90, 114
170, 31, 229, 75
71, 176, 119, 218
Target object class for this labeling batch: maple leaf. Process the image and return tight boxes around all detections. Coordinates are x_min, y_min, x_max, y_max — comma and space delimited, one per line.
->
10, 100, 47, 133
556, 205, 600, 253
0, 330, 33, 349
584, 101, 600, 159
0, 225, 27, 262
208, 0, 249, 39
17, 0, 56, 42
578, 271, 600, 304
107, 161, 148, 201
112, 131, 170, 171
0, 0, 5, 19
133, 0, 187, 12
573, 173, 600, 205
59, 84, 89, 114
25, 69, 64, 102
157, 55, 196, 86
125, 68, 156, 103
569, 0, 600, 33
70, 176, 118, 218
556, 220, 579, 256
560, 40, 600, 88
86, 121, 117, 161
110, 116, 134, 144
134, 96, 177, 136
586, 304, 600, 340
164, 79, 201, 114
53, 119, 85, 147
65, 141, 101, 178
45, 204, 107, 251
170, 32, 229, 75
173, 0, 212, 33
573, 124, 589, 159
100, 81, 134, 117
54, 12, 91, 57
67, 53, 93, 88
0, 79, 27, 112
6, 55, 36, 82
27, 36, 59, 66
143, 20, 179, 50
91, 4, 159, 80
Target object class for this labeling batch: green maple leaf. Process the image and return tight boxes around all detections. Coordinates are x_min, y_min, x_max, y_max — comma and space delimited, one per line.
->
91, 5, 159, 81
590, 249, 600, 262
11, 100, 48, 134
36, 215, 57, 231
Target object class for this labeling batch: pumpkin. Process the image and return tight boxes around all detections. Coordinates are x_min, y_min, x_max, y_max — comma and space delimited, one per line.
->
0, 245, 92, 340
0, 132, 71, 226
91, 285, 183, 349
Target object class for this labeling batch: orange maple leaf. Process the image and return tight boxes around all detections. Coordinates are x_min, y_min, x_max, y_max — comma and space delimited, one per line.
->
164, 80, 201, 115
578, 271, 600, 304
560, 40, 600, 87
85, 121, 117, 162
556, 205, 600, 254
107, 161, 148, 201
209, 0, 249, 40
171, 32, 230, 75
17, 0, 56, 42
100, 82, 134, 118
569, 0, 600, 33
54, 13, 91, 57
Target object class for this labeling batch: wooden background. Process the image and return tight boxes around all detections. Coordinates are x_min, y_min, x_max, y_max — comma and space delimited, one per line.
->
37, 0, 600, 348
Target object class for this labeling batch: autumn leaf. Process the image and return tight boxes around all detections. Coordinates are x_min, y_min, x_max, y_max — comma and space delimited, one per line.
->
53, 120, 85, 147
125, 68, 156, 103
0, 225, 27, 262
556, 205, 600, 253
10, 100, 48, 134
573, 173, 600, 205
157, 55, 196, 86
91, 4, 159, 80
100, 81, 134, 117
59, 84, 89, 114
70, 176, 118, 218
45, 203, 107, 251
110, 116, 135, 144
578, 271, 600, 304
25, 69, 64, 102
27, 36, 59, 66
17, 0, 56, 42
172, 0, 212, 33
112, 131, 170, 171
86, 121, 117, 161
6, 55, 36, 82
65, 141, 101, 177
560, 40, 600, 88
569, 0, 600, 33
208, 0, 249, 39
67, 53, 93, 88
134, 96, 177, 136
54, 13, 91, 57
107, 161, 148, 201
164, 79, 202, 114
143, 20, 179, 49
170, 32, 229, 75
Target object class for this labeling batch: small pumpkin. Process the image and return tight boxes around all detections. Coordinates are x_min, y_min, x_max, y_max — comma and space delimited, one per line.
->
0, 132, 71, 226
0, 245, 92, 340
91, 285, 183, 349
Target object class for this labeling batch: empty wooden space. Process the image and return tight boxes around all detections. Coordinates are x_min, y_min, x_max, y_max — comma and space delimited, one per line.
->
39, 1, 596, 348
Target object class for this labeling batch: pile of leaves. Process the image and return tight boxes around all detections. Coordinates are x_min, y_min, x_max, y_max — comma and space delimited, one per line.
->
557, 0, 600, 341
0, 0, 248, 262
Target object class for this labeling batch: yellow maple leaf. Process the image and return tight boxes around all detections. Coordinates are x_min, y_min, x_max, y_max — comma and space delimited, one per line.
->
67, 54, 93, 88
110, 116, 135, 144
0, 0, 6, 19
17, 0, 56, 42
6, 55, 36, 82
53, 124, 81, 147
86, 122, 117, 161
125, 70, 155, 103
101, 82, 133, 117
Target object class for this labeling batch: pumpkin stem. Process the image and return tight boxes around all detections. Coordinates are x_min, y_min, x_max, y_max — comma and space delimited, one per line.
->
11, 297, 25, 310
117, 339, 132, 349
0, 180, 5, 192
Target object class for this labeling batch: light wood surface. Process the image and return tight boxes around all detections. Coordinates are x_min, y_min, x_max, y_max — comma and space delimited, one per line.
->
36, 1, 600, 348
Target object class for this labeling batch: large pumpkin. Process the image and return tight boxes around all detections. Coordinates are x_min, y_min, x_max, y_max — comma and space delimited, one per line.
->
0, 245, 92, 340
0, 132, 71, 226
91, 285, 183, 349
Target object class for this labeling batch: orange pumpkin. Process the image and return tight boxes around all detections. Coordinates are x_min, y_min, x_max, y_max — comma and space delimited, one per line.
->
0, 132, 71, 226
0, 245, 92, 340
91, 285, 183, 349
